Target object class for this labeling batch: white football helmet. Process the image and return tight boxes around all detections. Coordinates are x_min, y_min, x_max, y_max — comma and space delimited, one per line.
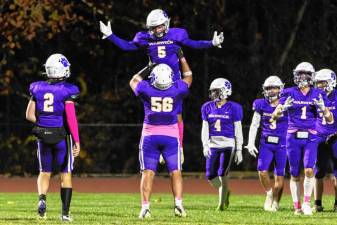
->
262, 75, 284, 101
293, 62, 315, 88
45, 53, 70, 79
150, 64, 173, 90
146, 9, 170, 37
314, 69, 336, 92
209, 78, 232, 101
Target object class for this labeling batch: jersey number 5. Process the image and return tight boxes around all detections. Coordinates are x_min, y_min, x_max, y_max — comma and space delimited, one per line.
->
43, 93, 54, 112
151, 97, 173, 112
158, 46, 166, 58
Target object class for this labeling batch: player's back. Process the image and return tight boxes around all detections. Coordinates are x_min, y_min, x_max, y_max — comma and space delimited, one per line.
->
30, 81, 79, 128
136, 79, 189, 125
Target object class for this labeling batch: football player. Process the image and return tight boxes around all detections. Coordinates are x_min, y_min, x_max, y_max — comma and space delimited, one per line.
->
201, 78, 243, 210
313, 69, 337, 212
100, 9, 223, 161
246, 76, 287, 212
271, 62, 333, 215
130, 61, 192, 219
25, 54, 80, 221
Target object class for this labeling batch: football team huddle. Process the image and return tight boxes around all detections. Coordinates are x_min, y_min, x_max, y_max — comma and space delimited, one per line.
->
24, 8, 337, 221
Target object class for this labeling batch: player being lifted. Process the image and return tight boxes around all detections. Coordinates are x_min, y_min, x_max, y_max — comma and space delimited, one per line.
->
271, 62, 333, 215
313, 69, 337, 212
100, 9, 223, 161
25, 54, 80, 221
201, 78, 243, 210
130, 56, 192, 218
246, 76, 288, 212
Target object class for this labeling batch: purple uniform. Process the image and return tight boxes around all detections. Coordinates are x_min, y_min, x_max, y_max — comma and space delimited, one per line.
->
30, 81, 79, 172
280, 87, 328, 177
315, 89, 337, 178
201, 101, 243, 179
253, 98, 288, 176
135, 80, 189, 172
108, 28, 212, 81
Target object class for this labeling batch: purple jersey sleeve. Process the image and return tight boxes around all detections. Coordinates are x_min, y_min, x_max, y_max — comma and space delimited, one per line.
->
252, 99, 263, 114
176, 80, 189, 97
107, 33, 139, 51
174, 28, 213, 49
232, 102, 243, 122
29, 82, 38, 100
201, 102, 209, 121
134, 80, 148, 97
64, 84, 80, 101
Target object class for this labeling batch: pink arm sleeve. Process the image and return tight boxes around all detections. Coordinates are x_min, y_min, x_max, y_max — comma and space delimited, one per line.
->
65, 102, 80, 143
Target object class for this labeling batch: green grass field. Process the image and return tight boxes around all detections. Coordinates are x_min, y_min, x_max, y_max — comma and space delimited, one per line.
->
1, 193, 337, 224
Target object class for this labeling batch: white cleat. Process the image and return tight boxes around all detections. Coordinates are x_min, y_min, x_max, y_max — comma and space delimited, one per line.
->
270, 201, 279, 212
138, 208, 151, 219
60, 215, 73, 222
302, 203, 313, 216
264, 194, 273, 211
294, 208, 302, 215
174, 205, 187, 217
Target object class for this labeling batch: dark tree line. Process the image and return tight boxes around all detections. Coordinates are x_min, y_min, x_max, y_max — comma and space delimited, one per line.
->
1, 0, 337, 174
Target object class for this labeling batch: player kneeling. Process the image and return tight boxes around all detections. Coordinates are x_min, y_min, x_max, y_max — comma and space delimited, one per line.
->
26, 54, 80, 221
130, 63, 192, 219
246, 76, 287, 212
201, 78, 243, 210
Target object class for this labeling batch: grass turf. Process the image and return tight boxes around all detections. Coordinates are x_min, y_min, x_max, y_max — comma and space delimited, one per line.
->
0, 193, 337, 224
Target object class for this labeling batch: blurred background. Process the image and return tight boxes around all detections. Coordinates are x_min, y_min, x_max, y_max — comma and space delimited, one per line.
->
1, 0, 337, 175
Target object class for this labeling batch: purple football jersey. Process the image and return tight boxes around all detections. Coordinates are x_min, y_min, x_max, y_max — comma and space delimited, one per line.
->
135, 80, 189, 125
280, 87, 328, 131
253, 98, 288, 138
29, 81, 79, 127
201, 101, 243, 138
316, 89, 337, 137
109, 28, 212, 81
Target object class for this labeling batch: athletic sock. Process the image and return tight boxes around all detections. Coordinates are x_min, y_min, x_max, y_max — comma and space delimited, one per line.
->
175, 198, 183, 207
141, 201, 150, 210
266, 189, 273, 197
178, 121, 184, 149
303, 176, 314, 203
315, 200, 322, 206
290, 180, 301, 209
61, 187, 72, 216
39, 194, 46, 201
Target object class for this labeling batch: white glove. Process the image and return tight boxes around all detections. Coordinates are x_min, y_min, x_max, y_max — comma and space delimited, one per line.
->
313, 94, 326, 111
244, 144, 258, 158
203, 146, 211, 158
159, 154, 165, 165
282, 96, 294, 111
235, 150, 243, 165
99, 21, 112, 39
212, 31, 224, 48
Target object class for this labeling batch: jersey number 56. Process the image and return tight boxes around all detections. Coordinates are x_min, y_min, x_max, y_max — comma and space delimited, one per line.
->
151, 97, 173, 112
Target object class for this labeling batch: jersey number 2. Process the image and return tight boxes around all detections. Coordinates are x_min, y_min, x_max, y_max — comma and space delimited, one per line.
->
43, 93, 54, 112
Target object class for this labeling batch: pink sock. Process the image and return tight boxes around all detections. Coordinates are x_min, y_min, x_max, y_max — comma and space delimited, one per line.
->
293, 201, 301, 209
304, 196, 311, 203
178, 121, 184, 149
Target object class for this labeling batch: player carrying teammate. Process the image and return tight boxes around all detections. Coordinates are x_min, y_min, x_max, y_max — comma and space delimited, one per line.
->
246, 76, 287, 212
25, 53, 80, 221
313, 68, 337, 212
129, 58, 192, 218
100, 9, 223, 161
201, 78, 243, 210
271, 62, 333, 215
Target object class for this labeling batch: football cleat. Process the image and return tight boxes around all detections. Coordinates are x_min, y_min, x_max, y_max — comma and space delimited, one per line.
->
60, 215, 73, 222
333, 204, 337, 212
270, 201, 279, 212
138, 208, 151, 219
312, 204, 324, 212
302, 203, 313, 215
263, 194, 273, 211
294, 208, 302, 215
37, 200, 47, 219
174, 205, 187, 217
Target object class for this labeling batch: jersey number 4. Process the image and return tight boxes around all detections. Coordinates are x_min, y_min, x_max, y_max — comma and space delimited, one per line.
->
43, 93, 54, 112
151, 97, 173, 112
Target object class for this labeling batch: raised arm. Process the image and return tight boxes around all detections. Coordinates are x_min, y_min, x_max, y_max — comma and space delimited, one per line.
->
129, 63, 155, 92
100, 21, 139, 51
178, 49, 192, 87
179, 29, 223, 49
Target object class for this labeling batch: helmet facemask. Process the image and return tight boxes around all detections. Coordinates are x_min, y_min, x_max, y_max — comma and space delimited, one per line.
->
293, 71, 313, 88
263, 86, 282, 102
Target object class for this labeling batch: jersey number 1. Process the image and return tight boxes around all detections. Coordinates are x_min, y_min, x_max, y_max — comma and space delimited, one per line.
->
43, 93, 54, 112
